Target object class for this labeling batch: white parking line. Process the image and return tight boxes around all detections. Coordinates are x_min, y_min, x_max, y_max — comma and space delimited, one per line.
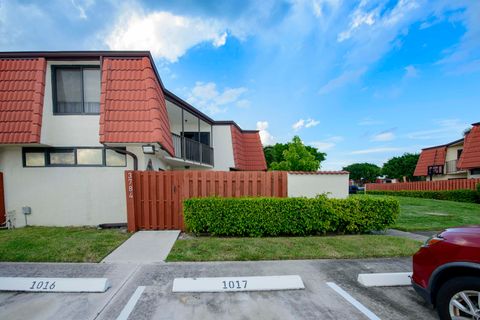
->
326, 282, 381, 320
116, 286, 145, 320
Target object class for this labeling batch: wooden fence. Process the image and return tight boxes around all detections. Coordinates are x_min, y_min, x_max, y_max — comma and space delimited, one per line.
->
366, 178, 480, 192
0, 172, 5, 226
125, 170, 288, 231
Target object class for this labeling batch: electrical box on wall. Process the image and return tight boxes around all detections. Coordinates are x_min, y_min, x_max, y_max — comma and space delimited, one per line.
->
22, 206, 31, 215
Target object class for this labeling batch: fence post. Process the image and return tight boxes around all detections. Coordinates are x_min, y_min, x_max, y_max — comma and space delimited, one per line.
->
125, 170, 137, 232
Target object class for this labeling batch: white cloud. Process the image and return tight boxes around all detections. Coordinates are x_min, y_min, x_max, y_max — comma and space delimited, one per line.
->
336, 0, 426, 68
236, 99, 251, 108
351, 147, 401, 155
257, 121, 274, 145
309, 136, 343, 151
407, 118, 469, 140
292, 119, 305, 131
305, 118, 320, 128
338, 5, 377, 42
436, 2, 480, 74
292, 118, 320, 131
105, 9, 229, 62
404, 65, 418, 78
318, 67, 367, 95
371, 131, 395, 142
310, 141, 335, 151
71, 0, 94, 19
312, 0, 342, 18
187, 82, 248, 115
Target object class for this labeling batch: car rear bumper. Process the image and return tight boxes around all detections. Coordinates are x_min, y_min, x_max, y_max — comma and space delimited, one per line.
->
411, 279, 432, 305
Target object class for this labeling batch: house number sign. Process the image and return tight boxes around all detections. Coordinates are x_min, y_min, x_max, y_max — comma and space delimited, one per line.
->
127, 172, 134, 198
172, 275, 305, 293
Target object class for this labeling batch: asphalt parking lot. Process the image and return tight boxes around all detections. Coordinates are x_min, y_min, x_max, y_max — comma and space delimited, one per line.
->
0, 258, 437, 320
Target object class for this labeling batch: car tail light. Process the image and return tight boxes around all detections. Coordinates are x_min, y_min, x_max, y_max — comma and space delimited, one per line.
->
422, 234, 444, 247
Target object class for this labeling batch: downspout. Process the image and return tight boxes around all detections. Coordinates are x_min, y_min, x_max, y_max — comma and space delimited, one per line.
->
104, 146, 138, 170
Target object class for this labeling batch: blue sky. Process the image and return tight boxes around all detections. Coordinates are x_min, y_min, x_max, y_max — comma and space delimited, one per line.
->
1, 0, 479, 170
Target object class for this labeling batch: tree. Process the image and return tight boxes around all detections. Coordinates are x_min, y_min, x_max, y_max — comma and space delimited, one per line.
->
267, 136, 323, 171
382, 153, 420, 181
343, 163, 381, 184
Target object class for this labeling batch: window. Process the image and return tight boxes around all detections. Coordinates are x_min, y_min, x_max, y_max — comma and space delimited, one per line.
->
24, 151, 45, 167
471, 168, 480, 175
22, 147, 126, 167
457, 149, 463, 159
106, 149, 127, 167
77, 148, 103, 165
53, 66, 100, 114
49, 149, 75, 165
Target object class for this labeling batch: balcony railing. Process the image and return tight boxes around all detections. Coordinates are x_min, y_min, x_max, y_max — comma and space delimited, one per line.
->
171, 133, 214, 166
445, 159, 465, 174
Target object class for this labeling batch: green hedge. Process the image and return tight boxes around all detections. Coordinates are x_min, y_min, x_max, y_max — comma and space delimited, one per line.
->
183, 196, 399, 236
366, 189, 479, 203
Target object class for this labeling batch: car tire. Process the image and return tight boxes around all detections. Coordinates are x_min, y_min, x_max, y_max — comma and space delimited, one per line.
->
436, 276, 480, 320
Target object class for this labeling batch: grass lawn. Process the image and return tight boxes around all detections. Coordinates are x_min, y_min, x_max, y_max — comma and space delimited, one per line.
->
0, 227, 130, 263
363, 195, 480, 231
166, 235, 421, 262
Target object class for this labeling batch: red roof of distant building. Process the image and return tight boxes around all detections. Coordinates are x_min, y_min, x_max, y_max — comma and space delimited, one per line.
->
99, 57, 174, 155
230, 125, 267, 171
413, 146, 447, 176
458, 123, 480, 169
0, 58, 46, 144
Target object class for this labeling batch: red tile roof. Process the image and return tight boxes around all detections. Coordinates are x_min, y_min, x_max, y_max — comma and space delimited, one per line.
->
413, 146, 447, 176
458, 123, 480, 169
289, 171, 349, 175
230, 125, 267, 171
0, 58, 46, 144
99, 57, 174, 156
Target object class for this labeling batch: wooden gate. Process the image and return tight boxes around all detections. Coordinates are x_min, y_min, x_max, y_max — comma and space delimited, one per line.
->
0, 172, 5, 226
125, 170, 288, 231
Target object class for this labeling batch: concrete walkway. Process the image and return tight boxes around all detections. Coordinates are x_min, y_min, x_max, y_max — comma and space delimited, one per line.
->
386, 229, 429, 242
102, 230, 180, 263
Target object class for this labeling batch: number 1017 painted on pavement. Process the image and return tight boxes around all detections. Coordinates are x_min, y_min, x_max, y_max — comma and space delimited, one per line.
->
222, 280, 247, 290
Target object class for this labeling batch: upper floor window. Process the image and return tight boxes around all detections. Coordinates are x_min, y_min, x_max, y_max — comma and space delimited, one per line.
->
53, 66, 100, 115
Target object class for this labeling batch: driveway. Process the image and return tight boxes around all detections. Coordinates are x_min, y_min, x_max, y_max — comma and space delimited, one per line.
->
0, 258, 436, 320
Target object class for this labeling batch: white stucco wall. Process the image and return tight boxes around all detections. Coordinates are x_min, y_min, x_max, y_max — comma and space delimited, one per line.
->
445, 144, 463, 161
212, 125, 235, 171
41, 61, 102, 147
0, 146, 133, 227
431, 173, 468, 181
287, 173, 349, 199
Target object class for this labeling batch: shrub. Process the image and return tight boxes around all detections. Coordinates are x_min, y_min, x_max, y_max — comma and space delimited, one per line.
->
477, 183, 480, 194
183, 196, 399, 237
366, 189, 479, 203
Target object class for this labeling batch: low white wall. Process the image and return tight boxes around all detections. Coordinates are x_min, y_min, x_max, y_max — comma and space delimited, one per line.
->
287, 173, 349, 199
0, 146, 132, 227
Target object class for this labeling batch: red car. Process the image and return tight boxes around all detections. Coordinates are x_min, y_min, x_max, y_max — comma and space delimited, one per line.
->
412, 226, 480, 320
